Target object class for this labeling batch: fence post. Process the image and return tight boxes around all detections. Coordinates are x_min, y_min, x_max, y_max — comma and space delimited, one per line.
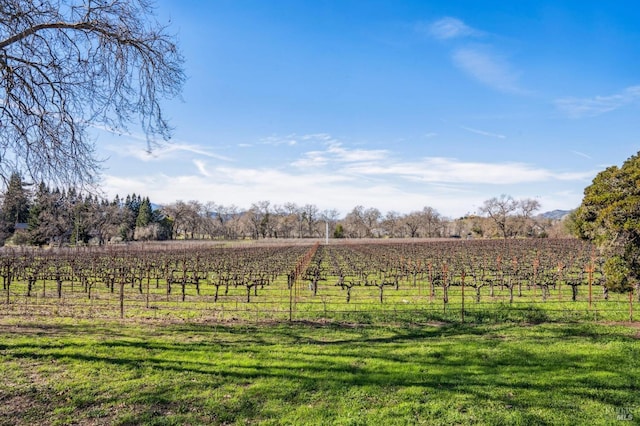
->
586, 261, 594, 310
461, 270, 465, 323
120, 280, 125, 319
289, 276, 293, 322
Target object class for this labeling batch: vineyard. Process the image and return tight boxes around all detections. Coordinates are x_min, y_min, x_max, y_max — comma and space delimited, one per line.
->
1, 238, 636, 324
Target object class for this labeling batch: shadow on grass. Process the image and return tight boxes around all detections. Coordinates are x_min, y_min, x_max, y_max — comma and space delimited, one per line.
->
1, 320, 639, 425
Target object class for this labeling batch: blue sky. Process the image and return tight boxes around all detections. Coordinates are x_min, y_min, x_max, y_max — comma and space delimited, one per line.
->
97, 0, 640, 218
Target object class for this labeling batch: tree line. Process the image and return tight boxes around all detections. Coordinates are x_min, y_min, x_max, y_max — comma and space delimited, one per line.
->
0, 173, 567, 247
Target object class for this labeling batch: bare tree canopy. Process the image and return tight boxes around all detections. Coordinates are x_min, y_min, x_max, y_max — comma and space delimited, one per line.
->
0, 0, 184, 186
480, 194, 540, 239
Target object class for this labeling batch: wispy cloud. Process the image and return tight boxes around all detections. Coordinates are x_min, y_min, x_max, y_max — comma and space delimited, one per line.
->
292, 142, 389, 168
193, 159, 213, 177
95, 122, 234, 162
101, 154, 594, 218
555, 85, 640, 118
570, 150, 592, 160
261, 135, 298, 146
342, 157, 594, 185
460, 125, 506, 139
261, 133, 336, 147
425, 17, 483, 40
424, 17, 527, 95
115, 141, 232, 162
292, 139, 591, 185
101, 134, 596, 218
452, 46, 525, 94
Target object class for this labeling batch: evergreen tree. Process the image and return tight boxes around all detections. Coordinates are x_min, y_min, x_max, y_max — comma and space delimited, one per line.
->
1, 173, 30, 225
573, 151, 640, 293
70, 195, 92, 245
136, 197, 153, 229
27, 183, 49, 246
120, 193, 142, 240
0, 173, 31, 243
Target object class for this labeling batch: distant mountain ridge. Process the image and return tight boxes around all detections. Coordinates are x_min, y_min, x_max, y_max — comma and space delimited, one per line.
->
540, 209, 573, 220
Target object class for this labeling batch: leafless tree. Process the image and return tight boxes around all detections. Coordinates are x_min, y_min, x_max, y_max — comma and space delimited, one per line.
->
480, 195, 540, 239
516, 198, 542, 236
199, 201, 218, 239
403, 211, 421, 238
162, 200, 200, 239
302, 203, 319, 237
344, 205, 366, 238
363, 207, 381, 237
185, 200, 203, 238
217, 204, 239, 239
0, 0, 184, 186
419, 206, 443, 238
273, 203, 296, 238
381, 211, 401, 238
320, 208, 340, 239
247, 200, 272, 239
479, 195, 518, 239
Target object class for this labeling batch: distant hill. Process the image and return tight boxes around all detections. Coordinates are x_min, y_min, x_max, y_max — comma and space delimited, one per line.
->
540, 209, 573, 220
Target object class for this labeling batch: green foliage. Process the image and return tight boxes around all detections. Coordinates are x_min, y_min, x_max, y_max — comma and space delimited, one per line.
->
17, 184, 166, 246
1, 173, 31, 234
333, 223, 345, 238
603, 255, 634, 293
135, 197, 152, 228
574, 151, 640, 291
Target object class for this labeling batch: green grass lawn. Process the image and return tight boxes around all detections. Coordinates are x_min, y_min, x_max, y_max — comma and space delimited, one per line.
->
1, 318, 638, 425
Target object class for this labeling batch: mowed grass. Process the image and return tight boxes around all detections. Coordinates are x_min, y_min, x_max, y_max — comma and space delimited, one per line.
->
1, 318, 639, 425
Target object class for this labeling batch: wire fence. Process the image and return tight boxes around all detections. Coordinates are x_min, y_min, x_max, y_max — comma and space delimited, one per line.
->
1, 277, 635, 324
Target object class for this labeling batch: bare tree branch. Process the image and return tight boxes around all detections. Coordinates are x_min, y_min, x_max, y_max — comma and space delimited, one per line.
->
0, 0, 184, 187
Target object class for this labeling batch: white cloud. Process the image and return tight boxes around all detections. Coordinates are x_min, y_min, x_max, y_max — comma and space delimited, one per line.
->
111, 141, 232, 162
460, 125, 506, 139
326, 143, 389, 162
193, 159, 213, 177
293, 140, 593, 186
101, 170, 474, 217
452, 47, 525, 94
100, 135, 596, 218
424, 17, 527, 95
426, 17, 482, 40
292, 142, 388, 168
94, 123, 233, 162
342, 157, 594, 185
555, 85, 640, 118
262, 133, 335, 147
262, 135, 298, 146
570, 150, 592, 160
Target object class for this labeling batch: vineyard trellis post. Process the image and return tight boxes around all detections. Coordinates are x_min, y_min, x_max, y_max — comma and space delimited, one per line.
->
586, 261, 594, 310
461, 268, 465, 323
145, 268, 151, 309
120, 277, 125, 319
289, 276, 293, 322
442, 262, 449, 315
2, 239, 635, 323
